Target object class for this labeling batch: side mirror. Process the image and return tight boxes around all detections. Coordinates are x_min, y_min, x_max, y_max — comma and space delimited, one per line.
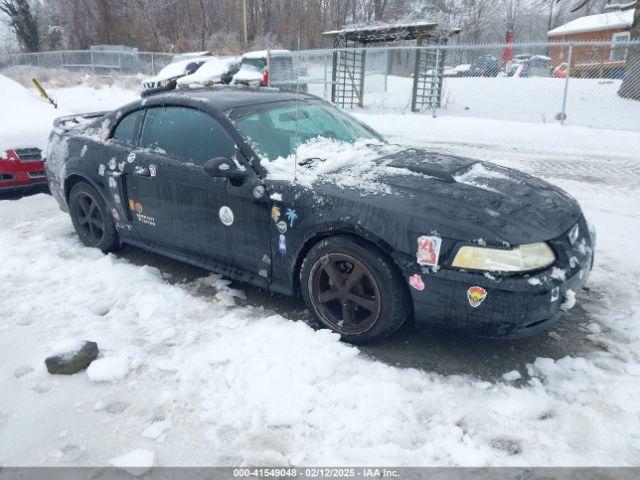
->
204, 157, 248, 179
185, 62, 200, 75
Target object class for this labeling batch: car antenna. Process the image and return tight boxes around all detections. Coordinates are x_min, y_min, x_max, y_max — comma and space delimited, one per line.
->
293, 55, 300, 183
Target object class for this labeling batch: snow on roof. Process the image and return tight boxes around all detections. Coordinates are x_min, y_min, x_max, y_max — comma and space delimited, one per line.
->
242, 50, 290, 59
548, 9, 634, 36
323, 20, 439, 36
176, 57, 239, 86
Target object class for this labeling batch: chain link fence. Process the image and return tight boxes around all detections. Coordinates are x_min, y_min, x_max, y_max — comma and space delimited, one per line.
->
270, 40, 640, 132
0, 50, 175, 77
1, 42, 639, 132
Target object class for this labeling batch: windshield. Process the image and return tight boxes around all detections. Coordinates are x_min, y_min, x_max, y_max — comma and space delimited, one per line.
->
241, 57, 265, 71
234, 104, 384, 161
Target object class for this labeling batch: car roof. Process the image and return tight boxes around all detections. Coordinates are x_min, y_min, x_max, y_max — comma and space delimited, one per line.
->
142, 86, 319, 112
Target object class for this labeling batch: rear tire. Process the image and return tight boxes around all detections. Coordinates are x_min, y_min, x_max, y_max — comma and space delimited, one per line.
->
69, 182, 119, 253
300, 235, 411, 344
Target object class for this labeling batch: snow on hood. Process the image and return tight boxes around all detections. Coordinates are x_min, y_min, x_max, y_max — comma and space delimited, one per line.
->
0, 74, 68, 153
177, 57, 239, 86
232, 66, 264, 84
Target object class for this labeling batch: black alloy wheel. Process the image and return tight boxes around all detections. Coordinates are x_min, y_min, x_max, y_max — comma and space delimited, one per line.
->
310, 253, 381, 335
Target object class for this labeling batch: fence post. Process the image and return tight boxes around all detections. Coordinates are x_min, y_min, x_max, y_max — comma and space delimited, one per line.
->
560, 44, 573, 126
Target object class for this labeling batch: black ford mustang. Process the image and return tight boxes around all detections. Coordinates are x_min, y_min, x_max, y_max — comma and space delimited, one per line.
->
45, 87, 594, 343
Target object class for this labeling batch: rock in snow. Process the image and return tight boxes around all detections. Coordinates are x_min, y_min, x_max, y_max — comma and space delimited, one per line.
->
45, 340, 98, 375
108, 449, 154, 476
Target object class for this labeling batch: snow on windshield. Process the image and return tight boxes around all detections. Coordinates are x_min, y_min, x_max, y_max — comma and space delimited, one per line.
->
263, 137, 405, 194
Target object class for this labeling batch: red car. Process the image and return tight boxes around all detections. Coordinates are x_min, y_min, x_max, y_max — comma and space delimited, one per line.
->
0, 147, 47, 193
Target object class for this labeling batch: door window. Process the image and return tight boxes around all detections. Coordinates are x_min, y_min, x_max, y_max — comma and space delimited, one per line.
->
112, 110, 143, 144
140, 107, 236, 163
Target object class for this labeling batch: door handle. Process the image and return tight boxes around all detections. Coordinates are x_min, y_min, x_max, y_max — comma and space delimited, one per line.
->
134, 166, 150, 177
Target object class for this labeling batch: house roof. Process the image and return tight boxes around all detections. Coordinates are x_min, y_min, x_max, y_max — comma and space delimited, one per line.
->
548, 9, 634, 36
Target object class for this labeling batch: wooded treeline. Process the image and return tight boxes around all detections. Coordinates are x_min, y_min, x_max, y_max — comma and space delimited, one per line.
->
0, 0, 615, 53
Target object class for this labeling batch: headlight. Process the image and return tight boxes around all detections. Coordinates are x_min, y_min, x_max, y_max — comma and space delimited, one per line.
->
161, 79, 171, 87
451, 242, 555, 272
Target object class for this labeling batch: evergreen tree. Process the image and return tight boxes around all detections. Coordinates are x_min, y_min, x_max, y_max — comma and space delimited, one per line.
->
0, 0, 40, 52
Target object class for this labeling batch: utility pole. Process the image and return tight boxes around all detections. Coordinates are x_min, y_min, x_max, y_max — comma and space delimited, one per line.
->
240, 0, 248, 47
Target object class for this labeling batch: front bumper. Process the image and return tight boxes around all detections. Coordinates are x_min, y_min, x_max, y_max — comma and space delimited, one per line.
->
408, 217, 595, 338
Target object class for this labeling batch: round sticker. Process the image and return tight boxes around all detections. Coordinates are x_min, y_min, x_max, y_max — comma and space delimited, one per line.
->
253, 185, 265, 199
219, 206, 234, 226
108, 158, 116, 170
127, 152, 136, 163
277, 220, 287, 234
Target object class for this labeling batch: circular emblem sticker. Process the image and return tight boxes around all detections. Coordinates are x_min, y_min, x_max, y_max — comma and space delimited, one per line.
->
253, 185, 265, 199
127, 152, 136, 163
277, 220, 287, 234
219, 206, 234, 226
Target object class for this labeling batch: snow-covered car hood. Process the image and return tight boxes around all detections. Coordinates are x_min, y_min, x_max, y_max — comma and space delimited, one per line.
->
232, 66, 264, 84
373, 148, 581, 244
265, 140, 581, 246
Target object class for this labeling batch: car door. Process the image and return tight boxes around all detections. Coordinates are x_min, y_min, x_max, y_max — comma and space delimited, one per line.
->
104, 108, 145, 230
125, 106, 272, 279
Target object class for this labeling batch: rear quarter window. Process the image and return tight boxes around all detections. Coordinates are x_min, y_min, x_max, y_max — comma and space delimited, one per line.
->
112, 110, 143, 144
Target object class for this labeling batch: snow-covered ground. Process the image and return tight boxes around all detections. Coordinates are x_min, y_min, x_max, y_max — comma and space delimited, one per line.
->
308, 74, 640, 132
1, 78, 640, 467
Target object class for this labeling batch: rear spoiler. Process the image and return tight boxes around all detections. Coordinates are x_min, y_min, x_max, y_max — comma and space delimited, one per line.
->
53, 111, 109, 131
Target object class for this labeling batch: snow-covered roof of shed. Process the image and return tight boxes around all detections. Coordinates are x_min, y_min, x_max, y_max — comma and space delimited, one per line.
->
323, 20, 439, 36
548, 9, 634, 36
322, 20, 459, 44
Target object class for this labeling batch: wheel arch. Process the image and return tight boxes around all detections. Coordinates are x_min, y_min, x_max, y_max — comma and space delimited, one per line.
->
64, 173, 103, 203
291, 227, 404, 297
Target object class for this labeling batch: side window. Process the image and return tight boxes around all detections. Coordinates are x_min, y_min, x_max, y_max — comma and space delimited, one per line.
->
139, 107, 236, 163
112, 110, 143, 144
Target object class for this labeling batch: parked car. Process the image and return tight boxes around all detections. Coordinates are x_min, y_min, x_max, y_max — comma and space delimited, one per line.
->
506, 54, 532, 76
0, 148, 47, 193
520, 55, 553, 77
553, 62, 569, 79
141, 54, 213, 95
0, 74, 58, 194
46, 88, 594, 343
467, 55, 500, 77
232, 50, 307, 92
176, 57, 240, 89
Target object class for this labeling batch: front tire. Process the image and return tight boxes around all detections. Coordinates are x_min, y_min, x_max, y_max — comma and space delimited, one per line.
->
69, 182, 119, 253
300, 236, 412, 344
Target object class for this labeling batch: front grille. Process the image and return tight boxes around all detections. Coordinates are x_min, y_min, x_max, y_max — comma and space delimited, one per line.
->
0, 173, 15, 180
14, 148, 42, 162
28, 170, 45, 178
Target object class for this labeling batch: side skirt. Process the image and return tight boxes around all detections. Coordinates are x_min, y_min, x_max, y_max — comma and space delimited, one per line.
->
120, 238, 293, 295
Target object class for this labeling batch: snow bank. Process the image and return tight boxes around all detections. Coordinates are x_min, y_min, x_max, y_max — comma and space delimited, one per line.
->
86, 357, 131, 382
1, 192, 640, 466
0, 74, 64, 152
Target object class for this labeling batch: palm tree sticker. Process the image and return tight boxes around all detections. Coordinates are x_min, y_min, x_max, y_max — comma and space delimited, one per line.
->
285, 208, 298, 227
